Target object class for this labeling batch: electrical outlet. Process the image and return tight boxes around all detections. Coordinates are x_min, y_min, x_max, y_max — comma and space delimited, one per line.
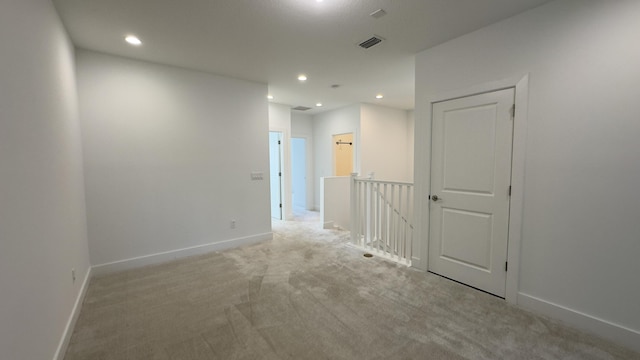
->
71, 268, 76, 283
230, 220, 236, 229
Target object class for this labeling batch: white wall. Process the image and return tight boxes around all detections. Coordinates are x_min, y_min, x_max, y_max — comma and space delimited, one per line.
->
312, 104, 361, 209
291, 113, 313, 135
320, 177, 351, 230
407, 110, 415, 182
0, 1, 91, 359
77, 50, 271, 270
291, 138, 306, 209
360, 104, 411, 182
415, 0, 640, 350
292, 113, 315, 210
268, 103, 293, 219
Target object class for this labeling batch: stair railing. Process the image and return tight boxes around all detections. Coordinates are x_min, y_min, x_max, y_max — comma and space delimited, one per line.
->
350, 173, 414, 265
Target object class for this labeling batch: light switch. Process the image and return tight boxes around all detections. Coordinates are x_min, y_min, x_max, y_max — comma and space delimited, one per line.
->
251, 172, 264, 180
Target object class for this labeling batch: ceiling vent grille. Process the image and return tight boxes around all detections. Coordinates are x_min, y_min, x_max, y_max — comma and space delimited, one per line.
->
359, 36, 384, 49
292, 106, 312, 111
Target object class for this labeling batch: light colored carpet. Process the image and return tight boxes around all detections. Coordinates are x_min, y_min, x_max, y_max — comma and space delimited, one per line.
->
64, 210, 639, 359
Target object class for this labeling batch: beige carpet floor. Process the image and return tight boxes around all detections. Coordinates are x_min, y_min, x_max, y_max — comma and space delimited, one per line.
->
64, 211, 639, 359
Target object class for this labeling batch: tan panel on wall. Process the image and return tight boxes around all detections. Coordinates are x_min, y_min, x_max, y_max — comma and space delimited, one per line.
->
333, 133, 353, 176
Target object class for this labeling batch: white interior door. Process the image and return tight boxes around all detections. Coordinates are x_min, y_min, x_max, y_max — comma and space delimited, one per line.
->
269, 132, 282, 220
428, 88, 515, 297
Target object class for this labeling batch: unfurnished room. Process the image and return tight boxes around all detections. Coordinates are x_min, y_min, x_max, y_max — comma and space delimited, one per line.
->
1, 1, 639, 359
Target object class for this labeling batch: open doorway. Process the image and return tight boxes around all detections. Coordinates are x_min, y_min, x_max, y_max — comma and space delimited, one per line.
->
269, 131, 283, 220
291, 137, 306, 211
333, 133, 353, 176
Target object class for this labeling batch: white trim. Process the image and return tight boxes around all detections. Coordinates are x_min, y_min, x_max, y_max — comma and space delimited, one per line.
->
271, 124, 295, 221
416, 74, 529, 304
322, 220, 334, 229
518, 292, 640, 353
426, 75, 526, 105
53, 267, 92, 360
290, 134, 314, 211
505, 75, 529, 303
92, 233, 273, 275
269, 128, 289, 220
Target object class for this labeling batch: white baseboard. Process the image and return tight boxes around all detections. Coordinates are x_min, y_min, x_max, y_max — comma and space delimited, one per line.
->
53, 267, 92, 360
323, 221, 334, 229
518, 292, 640, 353
91, 233, 273, 276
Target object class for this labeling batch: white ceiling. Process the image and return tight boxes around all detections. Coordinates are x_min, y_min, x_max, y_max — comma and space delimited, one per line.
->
53, 0, 551, 115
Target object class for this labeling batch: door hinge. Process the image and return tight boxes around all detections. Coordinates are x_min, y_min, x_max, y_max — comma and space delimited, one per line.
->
279, 203, 282, 208
278, 140, 281, 145
505, 261, 508, 272
510, 104, 516, 118
279, 172, 282, 177
508, 185, 512, 196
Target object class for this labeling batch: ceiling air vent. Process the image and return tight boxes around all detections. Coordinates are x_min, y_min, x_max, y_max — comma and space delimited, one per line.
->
359, 35, 384, 49
292, 106, 312, 111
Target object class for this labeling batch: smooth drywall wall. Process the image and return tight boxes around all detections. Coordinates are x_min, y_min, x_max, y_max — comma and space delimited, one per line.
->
312, 104, 360, 209
291, 138, 307, 209
292, 113, 313, 135
269, 103, 293, 220
292, 113, 315, 210
360, 104, 411, 182
77, 50, 271, 267
0, 1, 91, 359
320, 177, 351, 230
415, 0, 640, 349
407, 110, 415, 182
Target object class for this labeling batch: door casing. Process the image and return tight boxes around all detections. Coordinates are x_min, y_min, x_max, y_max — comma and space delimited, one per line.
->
413, 75, 529, 304
269, 131, 283, 220
428, 88, 514, 298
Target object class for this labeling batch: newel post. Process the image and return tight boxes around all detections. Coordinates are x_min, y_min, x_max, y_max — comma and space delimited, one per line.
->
350, 173, 358, 245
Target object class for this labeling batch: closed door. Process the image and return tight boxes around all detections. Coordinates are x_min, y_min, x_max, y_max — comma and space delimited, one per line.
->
269, 132, 282, 220
428, 88, 514, 297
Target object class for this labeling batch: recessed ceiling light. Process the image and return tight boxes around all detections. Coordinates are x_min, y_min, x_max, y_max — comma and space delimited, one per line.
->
267, 95, 274, 100
125, 35, 142, 46
316, 103, 323, 107
376, 94, 384, 99
298, 74, 308, 81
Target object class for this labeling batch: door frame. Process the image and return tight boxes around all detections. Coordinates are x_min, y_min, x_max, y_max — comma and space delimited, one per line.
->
269, 131, 284, 220
270, 126, 292, 220
413, 74, 529, 304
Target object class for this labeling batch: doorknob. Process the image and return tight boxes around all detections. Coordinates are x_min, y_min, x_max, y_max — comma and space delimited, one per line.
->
431, 195, 440, 201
